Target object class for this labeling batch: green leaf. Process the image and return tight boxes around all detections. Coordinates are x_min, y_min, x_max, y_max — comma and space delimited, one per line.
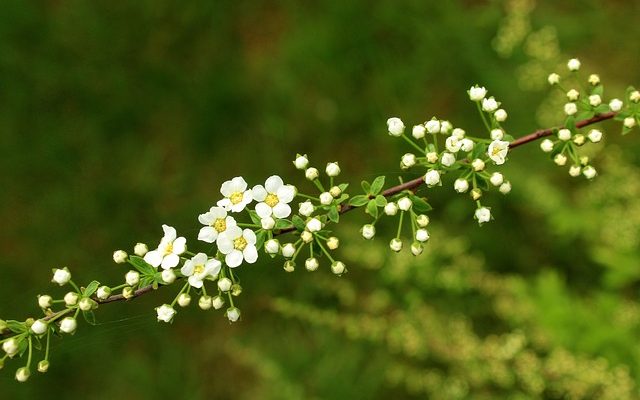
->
83, 280, 100, 297
328, 206, 339, 223
361, 180, 371, 194
349, 195, 370, 207
6, 320, 27, 333
129, 256, 156, 275
370, 176, 386, 195
594, 104, 610, 114
248, 210, 262, 226
410, 195, 432, 213
471, 143, 487, 159
366, 199, 378, 219
338, 183, 349, 192
375, 195, 387, 207
592, 84, 604, 97
255, 231, 266, 250
275, 219, 292, 229
17, 338, 28, 356
292, 215, 306, 232
83, 310, 97, 326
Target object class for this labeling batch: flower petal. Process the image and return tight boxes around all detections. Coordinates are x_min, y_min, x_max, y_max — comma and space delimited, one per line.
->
243, 228, 257, 245
252, 185, 267, 201
188, 275, 203, 288
181, 261, 194, 276
172, 237, 187, 255
193, 252, 208, 265
265, 175, 283, 193
198, 227, 218, 243
206, 259, 222, 276
277, 185, 296, 203
226, 250, 243, 268
273, 203, 291, 219
211, 207, 226, 219
225, 225, 242, 240
255, 202, 272, 219
162, 224, 177, 241
198, 211, 215, 225
243, 245, 258, 264
220, 180, 234, 197
143, 250, 163, 268
230, 176, 248, 192
217, 235, 234, 254
217, 198, 232, 210
161, 253, 179, 270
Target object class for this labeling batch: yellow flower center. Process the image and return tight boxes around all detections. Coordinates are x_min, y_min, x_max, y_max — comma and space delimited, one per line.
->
230, 192, 244, 205
213, 218, 227, 232
234, 237, 248, 251
193, 264, 205, 275
492, 147, 502, 156
164, 242, 174, 255
265, 193, 279, 207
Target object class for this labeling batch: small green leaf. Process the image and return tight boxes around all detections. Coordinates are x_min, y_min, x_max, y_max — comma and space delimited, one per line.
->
592, 85, 604, 97
410, 195, 432, 213
83, 280, 100, 297
576, 110, 595, 120
275, 219, 292, 229
370, 176, 386, 195
361, 180, 371, 194
366, 199, 378, 218
338, 183, 349, 192
129, 256, 156, 275
594, 104, 610, 114
255, 231, 267, 250
248, 210, 262, 226
292, 215, 306, 232
328, 206, 339, 223
7, 320, 27, 333
83, 311, 97, 326
375, 195, 387, 207
349, 195, 370, 207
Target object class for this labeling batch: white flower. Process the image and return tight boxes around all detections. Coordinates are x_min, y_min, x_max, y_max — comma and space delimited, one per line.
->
558, 128, 572, 141
472, 158, 485, 171
490, 129, 504, 140
181, 253, 221, 288
319, 192, 333, 205
589, 94, 602, 107
425, 119, 440, 134
566, 89, 579, 101
59, 317, 77, 334
569, 165, 581, 177
398, 197, 412, 211
440, 152, 456, 167
567, 58, 581, 71
540, 139, 554, 152
588, 74, 600, 85
226, 307, 241, 322
282, 243, 296, 258
125, 270, 140, 286
452, 128, 466, 139
52, 267, 71, 286
305, 167, 319, 180
361, 224, 376, 239
265, 239, 280, 255
609, 98, 623, 112
384, 202, 398, 216
306, 218, 322, 232
588, 129, 602, 143
198, 206, 237, 244
445, 136, 461, 153
583, 166, 597, 179
156, 304, 176, 323
475, 207, 491, 224
424, 170, 441, 186
161, 269, 176, 284
64, 292, 79, 306
38, 295, 52, 309
326, 237, 339, 250
489, 172, 504, 187
326, 162, 341, 177
554, 154, 567, 166
401, 153, 416, 168
412, 125, 426, 139
631, 91, 640, 102
293, 154, 309, 170
389, 238, 403, 252
261, 216, 275, 230
331, 261, 346, 275
564, 102, 577, 116
468, 85, 487, 101
454, 179, 469, 193
30, 320, 47, 335
387, 117, 405, 137
460, 138, 474, 152
494, 109, 507, 122
96, 286, 111, 300
298, 201, 315, 217
218, 277, 232, 292
624, 117, 636, 128
305, 257, 319, 271
177, 293, 191, 307
482, 97, 499, 112
134, 243, 148, 256
488, 140, 509, 165
217, 177, 253, 212
113, 250, 127, 264
144, 225, 187, 270
415, 229, 429, 242
426, 152, 439, 163
3, 338, 18, 356
252, 175, 296, 220
548, 73, 560, 85
416, 214, 429, 227
411, 243, 423, 256
217, 226, 258, 268
15, 367, 30, 382
499, 182, 511, 194
440, 120, 452, 134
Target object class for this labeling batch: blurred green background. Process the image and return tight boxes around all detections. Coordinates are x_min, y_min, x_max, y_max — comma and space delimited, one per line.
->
1, 0, 640, 398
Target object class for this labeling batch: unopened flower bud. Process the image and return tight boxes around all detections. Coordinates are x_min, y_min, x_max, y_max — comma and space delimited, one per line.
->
412, 125, 426, 139
425, 119, 440, 134
52, 268, 71, 286
305, 167, 319, 181
566, 89, 579, 101
134, 243, 148, 256
78, 297, 95, 311
37, 360, 49, 373
38, 295, 53, 309
301, 230, 313, 243
397, 197, 412, 211
305, 257, 319, 271
387, 117, 405, 137
554, 154, 567, 166
424, 170, 441, 186
326, 236, 339, 250
198, 295, 212, 310
499, 182, 512, 194
261, 216, 275, 230
15, 367, 30, 382
161, 269, 176, 284
468, 85, 487, 101
177, 293, 191, 307
567, 58, 581, 71
572, 134, 585, 146
64, 292, 79, 306
125, 270, 140, 286
494, 109, 507, 122
564, 102, 577, 116
401, 153, 417, 168
588, 74, 600, 85
558, 128, 571, 141
325, 162, 341, 177
231, 284, 242, 296
265, 239, 280, 255
609, 98, 623, 112
283, 260, 296, 272
482, 97, 498, 112
298, 201, 314, 217
624, 117, 636, 128
569, 165, 581, 177
489, 172, 504, 187
319, 192, 333, 205
329, 186, 342, 198
548, 73, 560, 85
471, 188, 483, 201
411, 242, 423, 256
384, 202, 398, 216
454, 179, 469, 193
540, 139, 554, 153
426, 152, 438, 163
212, 296, 225, 310
630, 91, 640, 103
415, 229, 430, 243
588, 94, 601, 107
389, 238, 403, 252
361, 224, 376, 240
59, 317, 77, 334
113, 250, 128, 264
226, 307, 241, 322
490, 129, 504, 140
475, 207, 491, 224
472, 159, 485, 171
582, 165, 597, 179
294, 154, 309, 170
416, 214, 429, 227
331, 261, 346, 275
3, 338, 18, 356
30, 320, 48, 335
122, 286, 135, 299
218, 277, 232, 292
440, 152, 456, 167
306, 218, 322, 233
282, 243, 296, 258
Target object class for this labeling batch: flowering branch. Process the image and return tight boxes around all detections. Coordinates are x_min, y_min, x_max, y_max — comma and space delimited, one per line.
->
1, 58, 638, 382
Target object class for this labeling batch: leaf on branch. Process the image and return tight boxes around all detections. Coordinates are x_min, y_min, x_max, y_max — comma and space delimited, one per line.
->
370, 176, 386, 195
129, 256, 156, 275
366, 199, 379, 218
349, 195, 369, 207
